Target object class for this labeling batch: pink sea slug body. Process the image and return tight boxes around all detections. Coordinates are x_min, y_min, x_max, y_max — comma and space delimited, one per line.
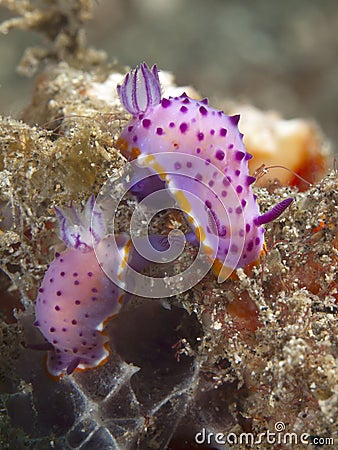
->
117, 63, 293, 280
34, 195, 173, 376
34, 196, 129, 377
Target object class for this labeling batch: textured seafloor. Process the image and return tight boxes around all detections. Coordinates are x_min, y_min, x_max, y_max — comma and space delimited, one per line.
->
0, 2, 337, 449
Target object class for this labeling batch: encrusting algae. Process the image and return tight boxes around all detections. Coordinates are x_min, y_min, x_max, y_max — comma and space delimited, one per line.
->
0, 1, 337, 449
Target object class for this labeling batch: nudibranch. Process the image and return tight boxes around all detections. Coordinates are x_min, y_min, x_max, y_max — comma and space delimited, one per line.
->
116, 63, 293, 280
34, 196, 130, 377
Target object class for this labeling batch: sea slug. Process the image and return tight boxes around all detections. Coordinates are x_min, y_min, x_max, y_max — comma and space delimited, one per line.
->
116, 63, 293, 280
34, 196, 130, 376
34, 195, 175, 375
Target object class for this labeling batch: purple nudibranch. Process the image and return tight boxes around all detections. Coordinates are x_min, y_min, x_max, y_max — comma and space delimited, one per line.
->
34, 196, 175, 377
34, 196, 128, 377
116, 63, 293, 278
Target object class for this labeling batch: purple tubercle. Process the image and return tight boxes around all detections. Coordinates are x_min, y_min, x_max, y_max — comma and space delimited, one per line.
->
229, 114, 240, 125
255, 198, 293, 226
117, 63, 162, 116
54, 195, 106, 252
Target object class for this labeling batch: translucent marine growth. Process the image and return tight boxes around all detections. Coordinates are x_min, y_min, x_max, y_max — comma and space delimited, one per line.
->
34, 196, 129, 377
116, 63, 293, 280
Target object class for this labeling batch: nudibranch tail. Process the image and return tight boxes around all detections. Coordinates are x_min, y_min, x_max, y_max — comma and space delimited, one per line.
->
255, 197, 293, 226
117, 62, 161, 116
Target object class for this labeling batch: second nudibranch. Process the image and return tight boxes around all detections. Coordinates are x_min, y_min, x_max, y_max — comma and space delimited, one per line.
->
34, 196, 173, 377
34, 196, 131, 377
117, 63, 293, 279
